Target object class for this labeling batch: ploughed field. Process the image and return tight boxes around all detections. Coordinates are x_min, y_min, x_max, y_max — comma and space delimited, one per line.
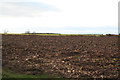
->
2, 34, 119, 78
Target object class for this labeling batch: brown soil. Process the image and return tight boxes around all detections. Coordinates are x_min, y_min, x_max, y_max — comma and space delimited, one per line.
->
2, 34, 119, 78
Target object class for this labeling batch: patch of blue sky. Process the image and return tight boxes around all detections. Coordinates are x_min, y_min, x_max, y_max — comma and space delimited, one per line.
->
14, 26, 118, 34
63, 26, 117, 31
61, 26, 118, 34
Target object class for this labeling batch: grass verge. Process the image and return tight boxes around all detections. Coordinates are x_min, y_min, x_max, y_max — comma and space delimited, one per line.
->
2, 67, 56, 79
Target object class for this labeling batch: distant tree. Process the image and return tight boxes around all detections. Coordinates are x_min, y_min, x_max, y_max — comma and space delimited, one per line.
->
106, 34, 112, 36
59, 34, 61, 36
33, 31, 36, 34
4, 30, 8, 34
25, 31, 30, 34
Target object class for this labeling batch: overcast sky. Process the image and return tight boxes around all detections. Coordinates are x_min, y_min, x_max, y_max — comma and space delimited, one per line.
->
0, 0, 119, 34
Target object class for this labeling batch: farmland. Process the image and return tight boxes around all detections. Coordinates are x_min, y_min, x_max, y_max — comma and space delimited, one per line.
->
2, 34, 119, 79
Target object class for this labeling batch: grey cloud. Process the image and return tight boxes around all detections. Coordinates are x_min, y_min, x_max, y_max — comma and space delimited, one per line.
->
0, 2, 60, 17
